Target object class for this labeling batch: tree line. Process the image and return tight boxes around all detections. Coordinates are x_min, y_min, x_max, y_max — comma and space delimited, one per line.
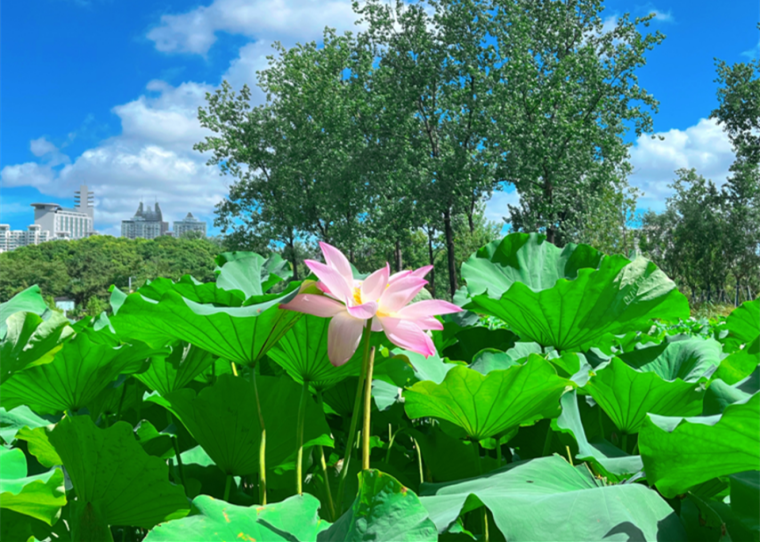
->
0, 235, 221, 314
640, 44, 760, 306
198, 0, 663, 298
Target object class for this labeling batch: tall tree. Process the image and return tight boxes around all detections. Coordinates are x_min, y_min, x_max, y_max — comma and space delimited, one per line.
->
487, 0, 663, 246
354, 0, 502, 296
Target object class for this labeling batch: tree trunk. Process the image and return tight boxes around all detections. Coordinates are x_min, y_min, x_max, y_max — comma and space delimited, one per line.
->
395, 238, 403, 273
546, 227, 556, 245
427, 226, 436, 298
444, 208, 457, 298
289, 238, 299, 282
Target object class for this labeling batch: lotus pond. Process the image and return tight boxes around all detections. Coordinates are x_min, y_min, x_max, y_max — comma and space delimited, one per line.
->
1, 232, 758, 542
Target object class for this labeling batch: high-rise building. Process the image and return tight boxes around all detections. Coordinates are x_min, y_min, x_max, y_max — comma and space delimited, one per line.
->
121, 202, 169, 239
0, 224, 53, 252
31, 184, 95, 240
173, 212, 207, 238
1, 184, 96, 252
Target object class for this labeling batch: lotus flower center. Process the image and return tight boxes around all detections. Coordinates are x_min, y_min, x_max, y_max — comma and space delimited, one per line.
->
353, 286, 363, 305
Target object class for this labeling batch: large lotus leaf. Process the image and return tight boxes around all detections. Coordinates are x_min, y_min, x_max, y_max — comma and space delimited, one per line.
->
148, 374, 332, 476
584, 357, 705, 434
48, 415, 189, 529
16, 426, 62, 468
0, 285, 49, 336
418, 455, 686, 541
726, 298, 760, 345
0, 311, 73, 383
552, 391, 643, 482
467, 256, 689, 351
714, 335, 760, 385
1, 331, 160, 414
727, 471, 760, 539
460, 232, 604, 299
136, 276, 245, 307
617, 335, 724, 382
111, 287, 301, 365
441, 326, 517, 364
0, 406, 53, 444
394, 348, 456, 385
144, 493, 329, 541
638, 392, 760, 498
404, 355, 570, 440
267, 315, 362, 390
703, 366, 760, 415
318, 470, 437, 542
215, 252, 292, 299
136, 341, 216, 396
0, 446, 66, 525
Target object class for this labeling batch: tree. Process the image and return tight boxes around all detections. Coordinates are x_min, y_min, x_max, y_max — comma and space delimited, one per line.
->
354, 0, 502, 296
711, 33, 760, 167
487, 0, 664, 246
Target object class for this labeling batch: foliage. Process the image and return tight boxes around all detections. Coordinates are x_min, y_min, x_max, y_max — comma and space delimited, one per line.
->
1, 234, 758, 541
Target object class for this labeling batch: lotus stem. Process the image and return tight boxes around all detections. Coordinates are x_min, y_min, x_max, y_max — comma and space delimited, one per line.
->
224, 474, 232, 502
116, 380, 128, 421
337, 320, 372, 512
542, 423, 553, 456
362, 346, 376, 471
632, 439, 639, 456
167, 412, 186, 491
315, 391, 336, 520
622, 433, 628, 454
413, 436, 424, 485
385, 426, 400, 464
496, 439, 502, 466
296, 380, 309, 495
251, 369, 267, 505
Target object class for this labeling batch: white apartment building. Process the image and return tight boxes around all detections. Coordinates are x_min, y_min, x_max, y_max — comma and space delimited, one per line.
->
173, 212, 207, 238
121, 202, 169, 239
0, 224, 53, 252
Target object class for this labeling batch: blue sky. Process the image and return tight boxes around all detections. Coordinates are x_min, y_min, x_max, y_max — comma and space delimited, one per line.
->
1, 0, 757, 235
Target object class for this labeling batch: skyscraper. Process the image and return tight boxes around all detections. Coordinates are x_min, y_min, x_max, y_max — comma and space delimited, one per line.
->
173, 212, 207, 237
121, 201, 169, 239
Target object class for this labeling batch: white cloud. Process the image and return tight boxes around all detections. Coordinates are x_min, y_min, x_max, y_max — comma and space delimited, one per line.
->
147, 0, 364, 55
223, 40, 274, 99
629, 118, 735, 210
650, 10, 673, 22
30, 137, 59, 158
1, 80, 228, 237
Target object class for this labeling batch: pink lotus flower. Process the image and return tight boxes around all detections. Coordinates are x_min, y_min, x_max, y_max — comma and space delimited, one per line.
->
280, 242, 462, 366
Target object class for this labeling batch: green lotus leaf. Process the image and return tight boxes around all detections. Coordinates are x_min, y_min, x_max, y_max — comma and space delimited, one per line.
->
418, 455, 686, 541
617, 335, 724, 382
147, 374, 332, 476
0, 311, 73, 384
215, 252, 292, 299
467, 255, 689, 351
1, 331, 160, 414
0, 446, 66, 525
15, 426, 61, 468
394, 348, 456, 385
144, 493, 329, 542
460, 232, 604, 299
638, 392, 760, 498
0, 406, 53, 445
0, 285, 49, 336
714, 335, 760, 385
552, 391, 643, 482
469, 348, 523, 374
267, 315, 363, 391
404, 355, 570, 440
136, 341, 216, 396
726, 298, 760, 345
584, 357, 705, 434
111, 286, 301, 365
48, 415, 189, 530
727, 471, 760, 539
441, 326, 517, 363
318, 470, 437, 542
136, 275, 245, 307
703, 366, 759, 415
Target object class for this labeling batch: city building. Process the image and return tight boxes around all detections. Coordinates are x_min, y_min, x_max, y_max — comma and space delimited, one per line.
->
121, 201, 169, 239
31, 184, 95, 240
173, 212, 207, 238
0, 224, 53, 252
